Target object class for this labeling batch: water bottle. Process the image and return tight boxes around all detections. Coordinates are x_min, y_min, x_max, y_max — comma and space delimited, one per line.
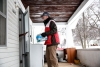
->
36, 34, 47, 42
41, 36, 47, 41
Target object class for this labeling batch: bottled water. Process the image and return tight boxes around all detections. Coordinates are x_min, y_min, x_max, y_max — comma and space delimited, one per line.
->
36, 34, 47, 42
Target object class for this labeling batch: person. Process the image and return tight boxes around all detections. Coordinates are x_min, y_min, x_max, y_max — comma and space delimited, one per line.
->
40, 12, 60, 67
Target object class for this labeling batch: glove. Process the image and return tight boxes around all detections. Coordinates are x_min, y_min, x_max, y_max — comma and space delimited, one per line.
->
41, 32, 46, 37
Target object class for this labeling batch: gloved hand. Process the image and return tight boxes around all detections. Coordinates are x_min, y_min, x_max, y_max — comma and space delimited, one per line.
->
41, 32, 46, 37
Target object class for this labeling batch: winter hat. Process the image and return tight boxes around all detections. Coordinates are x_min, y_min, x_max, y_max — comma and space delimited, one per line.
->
41, 12, 50, 17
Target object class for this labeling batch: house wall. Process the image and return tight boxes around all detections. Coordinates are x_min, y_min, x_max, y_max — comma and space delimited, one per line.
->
0, 0, 25, 67
77, 49, 100, 67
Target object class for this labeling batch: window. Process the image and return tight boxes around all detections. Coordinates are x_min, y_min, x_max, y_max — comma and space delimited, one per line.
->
0, 0, 6, 15
0, 0, 6, 46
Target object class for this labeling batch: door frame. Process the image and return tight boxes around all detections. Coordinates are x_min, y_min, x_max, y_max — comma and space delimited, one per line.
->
19, 7, 30, 67
19, 8, 26, 67
23, 6, 30, 67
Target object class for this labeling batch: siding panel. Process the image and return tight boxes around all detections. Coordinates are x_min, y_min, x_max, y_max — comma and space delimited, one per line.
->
7, 12, 18, 26
8, 34, 18, 41
0, 52, 19, 59
8, 39, 19, 45
0, 0, 20, 67
8, 29, 18, 37
8, 20, 18, 31
0, 58, 19, 67
0, 56, 19, 64
0, 48, 19, 53
7, 43, 19, 48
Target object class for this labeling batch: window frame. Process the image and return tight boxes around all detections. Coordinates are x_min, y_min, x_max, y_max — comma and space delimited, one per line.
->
0, 0, 7, 47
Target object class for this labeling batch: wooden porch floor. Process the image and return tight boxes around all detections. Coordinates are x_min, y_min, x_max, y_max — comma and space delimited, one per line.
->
44, 63, 80, 67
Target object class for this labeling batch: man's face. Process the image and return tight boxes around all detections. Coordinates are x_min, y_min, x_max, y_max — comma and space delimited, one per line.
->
42, 16, 48, 20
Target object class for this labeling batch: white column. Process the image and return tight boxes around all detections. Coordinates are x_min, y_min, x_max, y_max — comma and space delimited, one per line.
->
65, 26, 75, 48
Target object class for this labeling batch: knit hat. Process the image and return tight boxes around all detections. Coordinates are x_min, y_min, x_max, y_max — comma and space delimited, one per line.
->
41, 12, 50, 17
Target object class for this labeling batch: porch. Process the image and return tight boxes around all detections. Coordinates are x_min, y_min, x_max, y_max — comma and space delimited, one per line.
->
44, 63, 81, 67
0, 0, 100, 67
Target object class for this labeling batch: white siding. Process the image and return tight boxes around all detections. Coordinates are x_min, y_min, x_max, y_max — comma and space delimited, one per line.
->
0, 0, 20, 67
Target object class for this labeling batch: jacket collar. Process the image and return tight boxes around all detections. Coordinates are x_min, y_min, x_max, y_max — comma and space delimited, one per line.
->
43, 17, 52, 26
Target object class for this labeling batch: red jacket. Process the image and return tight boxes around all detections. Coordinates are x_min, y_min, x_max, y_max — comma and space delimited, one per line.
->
43, 19, 60, 45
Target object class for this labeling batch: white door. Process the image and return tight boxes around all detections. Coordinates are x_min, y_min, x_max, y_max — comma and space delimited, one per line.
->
19, 6, 30, 67
24, 6, 30, 53
24, 6, 30, 67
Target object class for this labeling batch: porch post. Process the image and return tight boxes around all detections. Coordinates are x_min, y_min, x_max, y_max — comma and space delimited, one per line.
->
65, 26, 75, 48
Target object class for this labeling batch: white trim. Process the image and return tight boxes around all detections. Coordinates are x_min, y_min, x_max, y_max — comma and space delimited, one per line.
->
68, 0, 94, 29
17, 0, 25, 12
6, 0, 8, 47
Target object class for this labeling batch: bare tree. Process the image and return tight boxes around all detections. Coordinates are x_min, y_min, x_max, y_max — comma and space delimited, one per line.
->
72, 0, 100, 48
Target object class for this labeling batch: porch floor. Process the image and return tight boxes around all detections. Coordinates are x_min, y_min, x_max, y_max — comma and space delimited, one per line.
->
44, 63, 80, 67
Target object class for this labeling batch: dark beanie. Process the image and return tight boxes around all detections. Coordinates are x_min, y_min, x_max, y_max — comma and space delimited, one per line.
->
41, 12, 50, 17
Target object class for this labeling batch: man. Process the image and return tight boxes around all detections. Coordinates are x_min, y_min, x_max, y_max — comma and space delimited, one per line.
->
40, 12, 60, 67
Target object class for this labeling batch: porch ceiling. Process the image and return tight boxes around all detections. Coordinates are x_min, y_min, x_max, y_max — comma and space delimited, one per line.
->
21, 0, 83, 23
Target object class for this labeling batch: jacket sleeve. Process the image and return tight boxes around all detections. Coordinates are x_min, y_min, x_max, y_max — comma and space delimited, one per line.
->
41, 21, 57, 37
46, 21, 57, 35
